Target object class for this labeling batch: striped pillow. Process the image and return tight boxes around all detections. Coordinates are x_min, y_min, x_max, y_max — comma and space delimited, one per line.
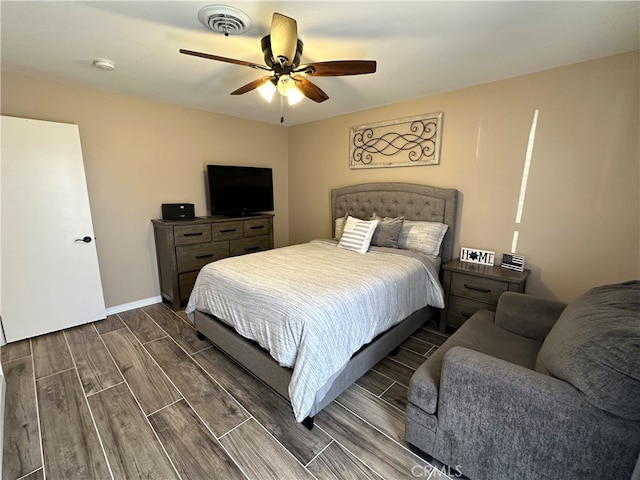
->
398, 220, 448, 256
337, 216, 379, 254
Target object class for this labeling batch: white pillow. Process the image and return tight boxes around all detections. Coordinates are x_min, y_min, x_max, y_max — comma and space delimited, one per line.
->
334, 213, 348, 240
337, 216, 379, 254
398, 220, 448, 256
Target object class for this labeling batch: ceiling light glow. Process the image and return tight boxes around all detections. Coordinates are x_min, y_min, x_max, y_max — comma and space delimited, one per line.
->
287, 87, 304, 105
257, 80, 276, 102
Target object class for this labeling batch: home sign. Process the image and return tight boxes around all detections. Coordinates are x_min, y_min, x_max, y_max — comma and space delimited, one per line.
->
460, 247, 496, 266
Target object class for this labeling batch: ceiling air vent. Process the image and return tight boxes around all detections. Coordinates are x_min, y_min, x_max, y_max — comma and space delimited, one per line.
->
198, 5, 252, 36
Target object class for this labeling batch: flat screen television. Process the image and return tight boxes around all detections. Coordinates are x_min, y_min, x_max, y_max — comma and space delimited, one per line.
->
207, 164, 274, 216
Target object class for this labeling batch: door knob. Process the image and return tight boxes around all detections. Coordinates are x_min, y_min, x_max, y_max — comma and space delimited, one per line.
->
75, 236, 93, 243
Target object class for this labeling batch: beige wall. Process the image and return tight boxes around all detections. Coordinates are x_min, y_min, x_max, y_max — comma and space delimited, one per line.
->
1, 73, 289, 309
2, 51, 638, 308
288, 51, 639, 302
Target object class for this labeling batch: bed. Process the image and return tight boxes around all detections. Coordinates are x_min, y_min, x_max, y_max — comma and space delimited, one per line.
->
186, 182, 458, 427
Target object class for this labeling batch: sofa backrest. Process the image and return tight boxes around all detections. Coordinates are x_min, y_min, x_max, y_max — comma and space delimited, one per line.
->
535, 280, 640, 420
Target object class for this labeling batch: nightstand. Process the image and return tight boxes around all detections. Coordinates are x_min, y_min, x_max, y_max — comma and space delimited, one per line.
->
439, 259, 530, 332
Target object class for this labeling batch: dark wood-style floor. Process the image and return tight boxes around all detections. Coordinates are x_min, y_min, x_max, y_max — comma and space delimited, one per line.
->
2, 302, 452, 480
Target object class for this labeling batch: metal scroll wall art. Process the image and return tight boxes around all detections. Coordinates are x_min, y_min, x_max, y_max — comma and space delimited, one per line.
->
349, 112, 443, 169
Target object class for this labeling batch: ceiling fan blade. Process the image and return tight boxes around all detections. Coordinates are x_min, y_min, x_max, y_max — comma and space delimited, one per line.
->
230, 76, 274, 95
294, 77, 329, 103
270, 13, 297, 66
302, 60, 377, 77
180, 49, 269, 71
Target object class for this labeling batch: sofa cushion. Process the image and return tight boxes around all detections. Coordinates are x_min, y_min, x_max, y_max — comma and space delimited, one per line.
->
494, 292, 567, 342
408, 310, 543, 414
535, 280, 640, 420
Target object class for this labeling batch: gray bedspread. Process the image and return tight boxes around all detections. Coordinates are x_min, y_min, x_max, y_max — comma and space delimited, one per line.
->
185, 239, 444, 421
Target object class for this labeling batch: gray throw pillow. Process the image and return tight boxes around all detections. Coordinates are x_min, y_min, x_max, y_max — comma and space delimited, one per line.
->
535, 280, 640, 420
371, 215, 404, 248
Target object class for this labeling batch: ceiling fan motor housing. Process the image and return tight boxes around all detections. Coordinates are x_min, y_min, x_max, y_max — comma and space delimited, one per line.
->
261, 35, 304, 71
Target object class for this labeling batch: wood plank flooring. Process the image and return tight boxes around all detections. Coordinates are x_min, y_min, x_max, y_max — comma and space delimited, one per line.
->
2, 303, 452, 480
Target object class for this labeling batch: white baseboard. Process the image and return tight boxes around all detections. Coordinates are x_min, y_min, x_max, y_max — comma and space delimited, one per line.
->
105, 296, 164, 316
0, 296, 164, 346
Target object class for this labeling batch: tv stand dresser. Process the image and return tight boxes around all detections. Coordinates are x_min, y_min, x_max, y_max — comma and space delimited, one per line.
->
152, 214, 273, 310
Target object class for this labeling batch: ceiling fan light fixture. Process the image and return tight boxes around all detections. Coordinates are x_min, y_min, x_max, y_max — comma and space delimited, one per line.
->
257, 80, 277, 102
198, 5, 252, 36
287, 87, 304, 105
275, 75, 304, 105
276, 75, 296, 96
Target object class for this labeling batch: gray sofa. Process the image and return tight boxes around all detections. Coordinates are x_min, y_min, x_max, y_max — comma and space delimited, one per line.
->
406, 280, 640, 480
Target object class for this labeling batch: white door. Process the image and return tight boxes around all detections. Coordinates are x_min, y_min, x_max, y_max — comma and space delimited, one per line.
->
1, 116, 106, 342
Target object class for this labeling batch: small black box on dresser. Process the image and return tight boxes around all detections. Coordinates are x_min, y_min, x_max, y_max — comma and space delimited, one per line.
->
161, 203, 195, 220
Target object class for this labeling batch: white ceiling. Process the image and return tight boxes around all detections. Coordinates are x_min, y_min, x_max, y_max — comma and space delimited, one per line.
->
2, 1, 638, 126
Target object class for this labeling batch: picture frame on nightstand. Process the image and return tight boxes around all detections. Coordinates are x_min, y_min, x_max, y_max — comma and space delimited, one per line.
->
501, 253, 525, 272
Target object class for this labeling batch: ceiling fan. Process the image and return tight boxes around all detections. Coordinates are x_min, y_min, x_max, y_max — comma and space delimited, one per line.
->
180, 12, 376, 107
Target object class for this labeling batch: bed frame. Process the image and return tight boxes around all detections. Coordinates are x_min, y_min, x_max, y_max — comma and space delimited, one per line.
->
194, 182, 458, 427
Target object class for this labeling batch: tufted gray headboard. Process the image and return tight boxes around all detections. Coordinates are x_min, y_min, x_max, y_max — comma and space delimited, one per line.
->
331, 182, 458, 264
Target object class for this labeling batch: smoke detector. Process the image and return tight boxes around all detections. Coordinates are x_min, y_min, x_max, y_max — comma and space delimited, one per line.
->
198, 5, 252, 36
92, 58, 115, 71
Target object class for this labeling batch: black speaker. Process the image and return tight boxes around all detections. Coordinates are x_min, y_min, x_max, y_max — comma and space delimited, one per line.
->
162, 203, 195, 220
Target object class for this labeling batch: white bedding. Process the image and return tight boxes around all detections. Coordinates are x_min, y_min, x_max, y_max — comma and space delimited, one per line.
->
185, 239, 444, 421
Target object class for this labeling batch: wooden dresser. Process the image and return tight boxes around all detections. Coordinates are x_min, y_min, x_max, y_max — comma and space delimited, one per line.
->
152, 214, 274, 310
439, 259, 530, 332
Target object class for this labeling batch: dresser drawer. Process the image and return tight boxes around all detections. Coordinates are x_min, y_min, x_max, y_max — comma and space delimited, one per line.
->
230, 236, 271, 256
243, 218, 271, 237
178, 271, 200, 301
176, 242, 229, 272
153, 214, 274, 310
212, 221, 244, 241
447, 295, 497, 328
450, 273, 508, 304
174, 224, 211, 245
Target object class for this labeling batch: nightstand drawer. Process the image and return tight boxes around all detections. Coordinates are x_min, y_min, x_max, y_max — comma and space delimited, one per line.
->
450, 273, 508, 304
439, 259, 530, 332
176, 242, 229, 272
174, 224, 211, 245
230, 236, 271, 256
243, 218, 271, 237
447, 295, 497, 328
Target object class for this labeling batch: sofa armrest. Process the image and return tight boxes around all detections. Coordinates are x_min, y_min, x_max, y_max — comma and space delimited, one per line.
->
435, 347, 639, 480
494, 292, 566, 341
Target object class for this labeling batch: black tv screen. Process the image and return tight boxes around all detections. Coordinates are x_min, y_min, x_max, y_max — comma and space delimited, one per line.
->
207, 165, 274, 216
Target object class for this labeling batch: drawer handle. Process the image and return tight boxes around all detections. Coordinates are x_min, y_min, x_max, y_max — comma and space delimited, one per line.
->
244, 246, 260, 252
219, 228, 237, 233
250, 225, 265, 230
195, 254, 214, 259
460, 311, 474, 318
463, 284, 491, 293
183, 232, 203, 237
